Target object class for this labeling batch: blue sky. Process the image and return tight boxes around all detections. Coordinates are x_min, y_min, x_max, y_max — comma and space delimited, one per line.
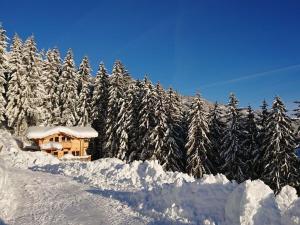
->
1, 0, 300, 110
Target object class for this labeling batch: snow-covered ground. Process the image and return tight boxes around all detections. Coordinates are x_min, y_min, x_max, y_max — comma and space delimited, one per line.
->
0, 159, 151, 225
1, 129, 300, 225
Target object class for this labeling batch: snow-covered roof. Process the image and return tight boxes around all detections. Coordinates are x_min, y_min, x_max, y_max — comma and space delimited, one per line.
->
40, 142, 63, 150
27, 126, 98, 139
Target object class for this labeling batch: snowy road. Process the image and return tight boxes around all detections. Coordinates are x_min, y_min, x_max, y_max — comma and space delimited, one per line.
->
1, 164, 151, 225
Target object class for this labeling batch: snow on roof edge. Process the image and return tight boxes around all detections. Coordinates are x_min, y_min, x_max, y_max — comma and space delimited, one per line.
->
27, 126, 98, 139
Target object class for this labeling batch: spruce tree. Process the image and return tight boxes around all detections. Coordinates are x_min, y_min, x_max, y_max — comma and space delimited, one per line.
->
126, 80, 144, 162
220, 93, 245, 182
50, 48, 62, 124
6, 34, 24, 134
42, 49, 61, 125
185, 93, 213, 178
116, 84, 136, 160
242, 105, 259, 179
150, 83, 169, 164
208, 102, 225, 174
77, 56, 91, 126
181, 109, 189, 167
103, 60, 129, 157
0, 24, 8, 126
18, 36, 45, 134
138, 77, 157, 160
255, 100, 269, 178
90, 63, 109, 159
262, 96, 299, 194
117, 80, 143, 162
162, 88, 185, 172
58, 49, 78, 126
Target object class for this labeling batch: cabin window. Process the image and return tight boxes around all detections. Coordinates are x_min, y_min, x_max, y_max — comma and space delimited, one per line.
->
50, 138, 53, 141
64, 151, 68, 155
72, 151, 76, 156
67, 137, 71, 141
54, 152, 58, 156
55, 137, 59, 142
84, 139, 89, 143
62, 137, 66, 142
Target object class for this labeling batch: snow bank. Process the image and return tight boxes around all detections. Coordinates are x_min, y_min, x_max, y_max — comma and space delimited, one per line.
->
0, 130, 59, 169
33, 159, 236, 224
32, 158, 194, 191
225, 180, 281, 225
32, 157, 300, 225
277, 186, 300, 225
27, 126, 98, 139
276, 186, 298, 215
282, 198, 300, 225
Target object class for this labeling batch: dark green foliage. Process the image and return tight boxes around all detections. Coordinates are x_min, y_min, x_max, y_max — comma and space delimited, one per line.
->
261, 97, 299, 194
220, 93, 245, 182
208, 102, 225, 174
90, 63, 110, 159
185, 93, 213, 178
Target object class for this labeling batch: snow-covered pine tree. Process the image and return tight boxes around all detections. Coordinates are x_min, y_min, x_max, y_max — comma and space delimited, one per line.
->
208, 102, 225, 174
127, 80, 144, 161
261, 96, 299, 194
50, 48, 62, 124
220, 93, 245, 182
119, 80, 143, 162
0, 24, 8, 126
185, 93, 213, 178
115, 84, 137, 160
42, 49, 61, 125
19, 36, 45, 132
241, 105, 259, 179
149, 83, 168, 162
77, 56, 91, 126
36, 48, 51, 126
112, 60, 130, 77
90, 63, 109, 159
138, 77, 157, 160
103, 60, 129, 158
255, 100, 269, 178
58, 49, 78, 126
162, 87, 185, 172
181, 109, 189, 167
6, 34, 24, 134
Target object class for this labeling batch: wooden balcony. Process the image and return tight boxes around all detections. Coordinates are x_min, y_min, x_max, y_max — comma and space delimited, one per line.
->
61, 142, 72, 149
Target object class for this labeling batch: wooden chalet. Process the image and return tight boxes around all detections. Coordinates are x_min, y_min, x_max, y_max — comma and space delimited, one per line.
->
26, 126, 98, 161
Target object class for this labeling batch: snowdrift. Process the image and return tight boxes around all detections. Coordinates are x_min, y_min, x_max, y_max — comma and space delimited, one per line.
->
1, 130, 300, 225
0, 130, 59, 169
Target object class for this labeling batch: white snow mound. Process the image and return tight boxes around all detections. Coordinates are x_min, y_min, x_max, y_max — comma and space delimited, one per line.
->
0, 130, 59, 169
282, 198, 300, 225
225, 180, 281, 225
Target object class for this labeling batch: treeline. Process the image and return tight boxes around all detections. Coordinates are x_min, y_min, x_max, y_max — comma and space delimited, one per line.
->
0, 25, 300, 194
